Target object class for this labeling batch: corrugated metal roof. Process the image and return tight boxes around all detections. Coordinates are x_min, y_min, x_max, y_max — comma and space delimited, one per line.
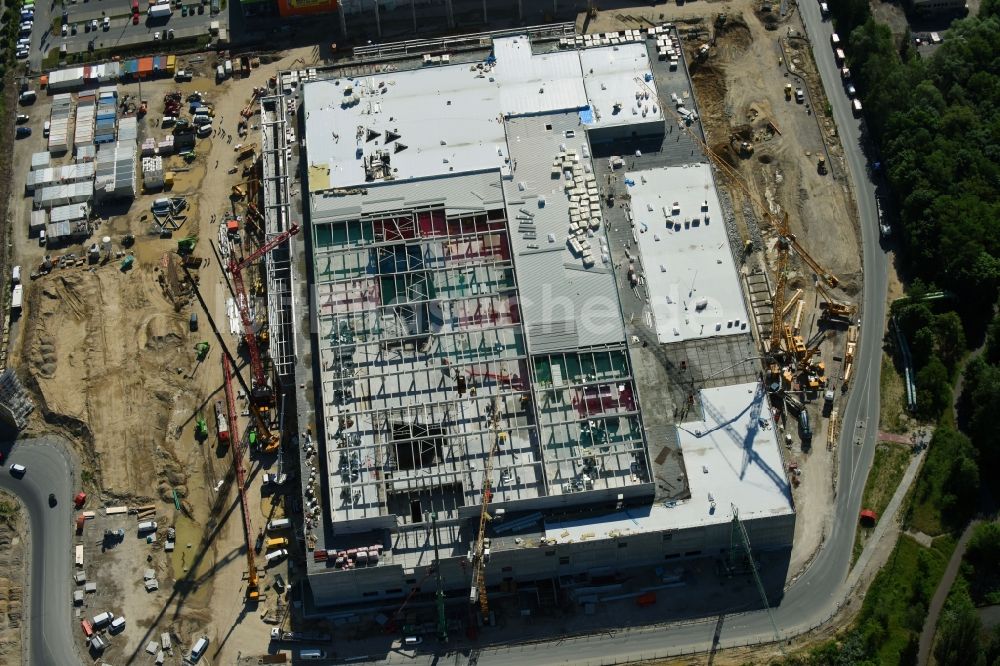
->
492, 36, 588, 117
50, 202, 88, 223
310, 171, 505, 224
502, 113, 625, 351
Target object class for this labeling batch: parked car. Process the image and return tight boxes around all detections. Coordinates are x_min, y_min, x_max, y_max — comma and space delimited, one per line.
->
102, 16, 110, 30
846, 84, 857, 98
61, 23, 68, 36
795, 88, 804, 103
15, 127, 31, 139
15, 114, 30, 124
43, 121, 50, 136
90, 19, 98, 31
48, 493, 57, 507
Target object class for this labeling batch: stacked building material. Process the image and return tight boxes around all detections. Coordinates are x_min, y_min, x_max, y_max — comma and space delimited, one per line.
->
142, 156, 164, 191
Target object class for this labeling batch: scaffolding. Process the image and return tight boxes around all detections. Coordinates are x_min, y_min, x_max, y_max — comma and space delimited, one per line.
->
259, 91, 297, 389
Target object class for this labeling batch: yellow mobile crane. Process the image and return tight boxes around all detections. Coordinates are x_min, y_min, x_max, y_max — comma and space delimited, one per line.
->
469, 397, 506, 621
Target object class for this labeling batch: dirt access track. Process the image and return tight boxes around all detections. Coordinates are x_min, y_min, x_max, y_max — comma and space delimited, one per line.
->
584, 2, 862, 582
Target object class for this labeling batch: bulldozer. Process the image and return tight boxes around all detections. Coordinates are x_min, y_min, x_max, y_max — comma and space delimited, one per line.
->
195, 341, 210, 361
817, 156, 827, 175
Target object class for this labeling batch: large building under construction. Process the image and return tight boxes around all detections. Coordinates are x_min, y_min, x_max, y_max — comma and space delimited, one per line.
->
262, 27, 796, 610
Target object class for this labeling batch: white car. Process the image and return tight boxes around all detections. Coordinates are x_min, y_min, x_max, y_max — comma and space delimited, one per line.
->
43, 120, 50, 136
153, 31, 160, 40
16, 49, 30, 59
90, 19, 98, 31
61, 23, 68, 36
102, 16, 110, 30
10, 464, 26, 477
846, 84, 857, 98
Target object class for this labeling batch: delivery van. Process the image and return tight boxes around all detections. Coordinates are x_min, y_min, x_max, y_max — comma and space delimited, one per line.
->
92, 611, 114, 627
265, 549, 288, 565
190, 636, 209, 662
300, 649, 327, 660
268, 518, 290, 531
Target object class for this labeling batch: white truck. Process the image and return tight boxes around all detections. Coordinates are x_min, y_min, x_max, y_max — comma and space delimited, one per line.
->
148, 3, 171, 19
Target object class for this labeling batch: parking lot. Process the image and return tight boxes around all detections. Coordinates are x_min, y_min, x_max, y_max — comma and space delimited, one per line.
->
35, 0, 225, 69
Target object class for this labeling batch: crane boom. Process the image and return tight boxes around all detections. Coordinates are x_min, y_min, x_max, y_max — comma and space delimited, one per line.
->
226, 224, 301, 404
223, 354, 259, 600
470, 397, 504, 620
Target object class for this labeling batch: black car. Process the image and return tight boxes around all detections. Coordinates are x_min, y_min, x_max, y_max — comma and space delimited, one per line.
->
48, 493, 57, 507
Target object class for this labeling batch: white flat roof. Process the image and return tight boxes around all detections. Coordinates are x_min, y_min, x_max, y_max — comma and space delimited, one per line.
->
492, 36, 588, 117
303, 36, 662, 192
580, 44, 662, 129
302, 65, 510, 192
626, 164, 750, 343
545, 382, 793, 543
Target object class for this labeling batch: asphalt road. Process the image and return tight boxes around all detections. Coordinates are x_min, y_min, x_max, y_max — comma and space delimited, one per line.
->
468, 4, 892, 662
0, 438, 78, 666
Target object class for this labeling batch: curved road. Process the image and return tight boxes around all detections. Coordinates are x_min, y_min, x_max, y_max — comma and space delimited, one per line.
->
470, 5, 891, 663
0, 438, 78, 666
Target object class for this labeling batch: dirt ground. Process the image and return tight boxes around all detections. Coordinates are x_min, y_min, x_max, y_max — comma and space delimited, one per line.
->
0, 493, 25, 666
5, 46, 321, 664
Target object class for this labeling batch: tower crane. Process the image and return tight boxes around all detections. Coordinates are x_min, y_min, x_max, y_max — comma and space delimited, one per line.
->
469, 396, 506, 621
223, 353, 260, 601
227, 223, 301, 407
633, 78, 846, 356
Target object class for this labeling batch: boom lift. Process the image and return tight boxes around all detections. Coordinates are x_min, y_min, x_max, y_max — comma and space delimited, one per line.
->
469, 397, 506, 621
223, 354, 260, 600
226, 223, 300, 406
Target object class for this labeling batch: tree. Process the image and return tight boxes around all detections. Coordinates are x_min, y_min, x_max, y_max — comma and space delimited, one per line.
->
934, 312, 967, 370
934, 602, 985, 666
916, 356, 951, 419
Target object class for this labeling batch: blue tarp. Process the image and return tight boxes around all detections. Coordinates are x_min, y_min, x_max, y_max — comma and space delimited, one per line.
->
579, 106, 595, 125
